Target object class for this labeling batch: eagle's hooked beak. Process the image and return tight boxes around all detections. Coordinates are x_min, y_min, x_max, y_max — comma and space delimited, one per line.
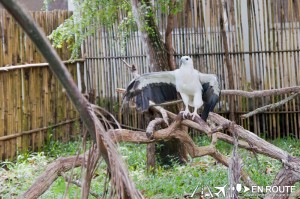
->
179, 56, 190, 67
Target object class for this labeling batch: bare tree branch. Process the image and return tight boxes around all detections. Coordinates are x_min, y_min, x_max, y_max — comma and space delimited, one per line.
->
107, 116, 255, 187
149, 102, 170, 126
121, 59, 140, 78
146, 118, 166, 138
221, 86, 300, 97
209, 113, 289, 161
228, 131, 242, 199
241, 93, 299, 118
22, 155, 85, 198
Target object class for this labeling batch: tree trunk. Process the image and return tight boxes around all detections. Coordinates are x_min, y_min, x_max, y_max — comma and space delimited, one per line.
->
165, 0, 177, 70
131, 0, 186, 167
131, 0, 169, 72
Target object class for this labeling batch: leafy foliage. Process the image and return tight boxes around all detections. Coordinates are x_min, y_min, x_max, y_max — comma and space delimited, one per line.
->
48, 0, 184, 59
48, 0, 133, 58
157, 0, 184, 14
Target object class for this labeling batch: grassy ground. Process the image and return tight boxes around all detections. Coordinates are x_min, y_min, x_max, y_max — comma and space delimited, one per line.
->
0, 136, 300, 198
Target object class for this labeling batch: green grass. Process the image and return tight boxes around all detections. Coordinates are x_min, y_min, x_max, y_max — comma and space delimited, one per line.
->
1, 137, 300, 198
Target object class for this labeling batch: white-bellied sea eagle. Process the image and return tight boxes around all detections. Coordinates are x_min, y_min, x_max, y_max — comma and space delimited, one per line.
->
123, 56, 220, 121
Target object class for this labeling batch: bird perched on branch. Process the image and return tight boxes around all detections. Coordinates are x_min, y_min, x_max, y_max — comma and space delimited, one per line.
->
123, 56, 220, 121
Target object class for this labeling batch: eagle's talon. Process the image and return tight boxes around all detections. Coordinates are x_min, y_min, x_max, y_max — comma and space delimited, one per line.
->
191, 112, 200, 120
179, 110, 190, 119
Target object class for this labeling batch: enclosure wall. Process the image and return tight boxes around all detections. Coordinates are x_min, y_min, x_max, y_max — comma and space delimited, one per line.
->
0, 10, 81, 160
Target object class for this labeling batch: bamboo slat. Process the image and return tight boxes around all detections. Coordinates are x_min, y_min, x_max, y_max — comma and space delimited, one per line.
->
0, 10, 79, 160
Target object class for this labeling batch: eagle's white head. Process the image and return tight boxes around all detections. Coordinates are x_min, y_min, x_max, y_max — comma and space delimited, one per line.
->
179, 56, 193, 68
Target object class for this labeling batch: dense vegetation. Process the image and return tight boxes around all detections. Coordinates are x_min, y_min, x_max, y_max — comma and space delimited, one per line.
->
1, 135, 299, 198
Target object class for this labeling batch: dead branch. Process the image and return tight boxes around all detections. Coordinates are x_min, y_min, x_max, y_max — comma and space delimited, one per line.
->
109, 129, 152, 143
116, 88, 126, 93
121, 59, 132, 68
146, 118, 165, 138
82, 145, 100, 198
208, 113, 300, 198
209, 113, 289, 161
221, 86, 300, 98
149, 99, 183, 107
228, 132, 242, 198
91, 104, 121, 129
123, 94, 300, 196
265, 156, 300, 199
121, 59, 140, 78
241, 93, 299, 118
22, 111, 268, 198
151, 106, 258, 153
107, 115, 255, 187
215, 132, 252, 149
110, 106, 300, 196
22, 155, 85, 199
149, 102, 169, 125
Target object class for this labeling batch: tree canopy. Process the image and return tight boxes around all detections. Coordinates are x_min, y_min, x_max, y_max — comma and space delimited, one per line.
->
48, 0, 183, 59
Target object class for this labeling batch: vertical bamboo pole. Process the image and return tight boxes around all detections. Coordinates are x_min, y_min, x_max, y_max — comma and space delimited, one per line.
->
219, 0, 235, 121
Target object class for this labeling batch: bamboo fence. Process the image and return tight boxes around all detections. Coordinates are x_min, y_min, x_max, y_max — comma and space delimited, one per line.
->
0, 10, 81, 160
83, 0, 300, 139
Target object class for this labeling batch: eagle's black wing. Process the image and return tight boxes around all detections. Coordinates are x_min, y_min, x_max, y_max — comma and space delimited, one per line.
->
123, 71, 178, 111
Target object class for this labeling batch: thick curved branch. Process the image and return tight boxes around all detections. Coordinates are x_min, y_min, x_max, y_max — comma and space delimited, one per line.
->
146, 118, 166, 138
209, 113, 289, 161
109, 129, 151, 143
107, 118, 255, 187
116, 83, 300, 198
149, 102, 170, 125
22, 155, 85, 198
150, 107, 292, 163
265, 157, 300, 199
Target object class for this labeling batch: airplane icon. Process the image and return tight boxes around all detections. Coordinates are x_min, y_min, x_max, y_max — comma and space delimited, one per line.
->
214, 184, 227, 197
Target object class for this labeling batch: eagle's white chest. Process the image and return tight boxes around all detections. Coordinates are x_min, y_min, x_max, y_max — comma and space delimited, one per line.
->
175, 67, 201, 95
